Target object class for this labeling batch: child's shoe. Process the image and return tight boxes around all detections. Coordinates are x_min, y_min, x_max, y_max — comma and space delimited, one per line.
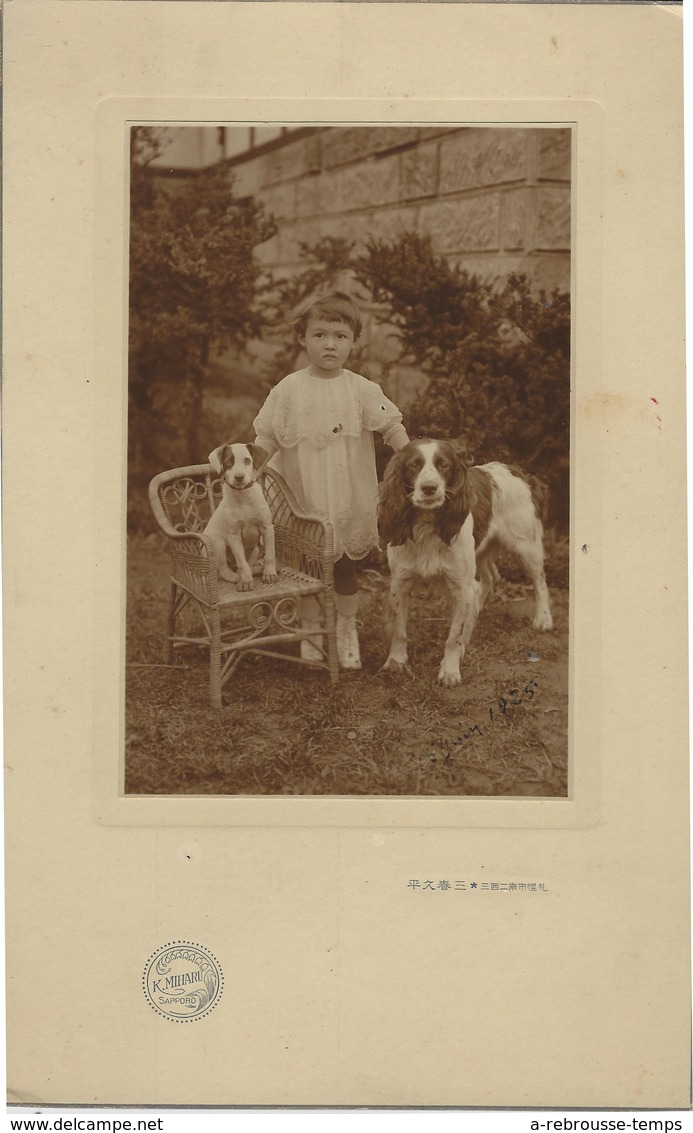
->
336, 615, 361, 669
335, 593, 361, 670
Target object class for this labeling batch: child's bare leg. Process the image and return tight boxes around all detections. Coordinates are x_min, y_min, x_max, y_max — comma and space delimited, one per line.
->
334, 554, 358, 594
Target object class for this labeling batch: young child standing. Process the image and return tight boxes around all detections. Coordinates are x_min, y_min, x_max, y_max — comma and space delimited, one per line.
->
253, 291, 409, 669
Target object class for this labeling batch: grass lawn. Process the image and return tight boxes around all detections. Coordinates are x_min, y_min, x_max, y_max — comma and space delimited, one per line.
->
125, 533, 569, 797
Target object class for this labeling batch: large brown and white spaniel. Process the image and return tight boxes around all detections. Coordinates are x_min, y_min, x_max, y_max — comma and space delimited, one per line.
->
379, 439, 553, 687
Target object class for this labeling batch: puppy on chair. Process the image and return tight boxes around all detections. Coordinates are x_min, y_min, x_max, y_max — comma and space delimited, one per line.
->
205, 443, 278, 590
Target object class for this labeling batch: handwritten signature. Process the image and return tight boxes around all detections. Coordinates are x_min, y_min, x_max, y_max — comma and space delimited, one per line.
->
419, 679, 540, 769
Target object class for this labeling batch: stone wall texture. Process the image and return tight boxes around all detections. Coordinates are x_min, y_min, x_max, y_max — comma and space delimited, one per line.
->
225, 126, 571, 404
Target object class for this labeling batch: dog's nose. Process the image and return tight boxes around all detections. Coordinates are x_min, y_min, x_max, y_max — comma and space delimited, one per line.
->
421, 483, 438, 496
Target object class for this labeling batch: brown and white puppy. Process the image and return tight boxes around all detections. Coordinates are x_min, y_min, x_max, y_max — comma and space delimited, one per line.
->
379, 438, 553, 687
205, 443, 278, 590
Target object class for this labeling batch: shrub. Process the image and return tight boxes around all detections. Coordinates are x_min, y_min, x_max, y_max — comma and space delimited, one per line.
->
399, 268, 570, 530
268, 232, 570, 531
354, 231, 495, 366
128, 127, 276, 523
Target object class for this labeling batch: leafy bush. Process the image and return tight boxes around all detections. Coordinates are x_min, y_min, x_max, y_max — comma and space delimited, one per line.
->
268, 232, 570, 531
355, 230, 494, 365
128, 127, 276, 520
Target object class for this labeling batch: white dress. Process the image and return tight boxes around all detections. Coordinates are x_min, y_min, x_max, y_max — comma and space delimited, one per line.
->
253, 368, 405, 560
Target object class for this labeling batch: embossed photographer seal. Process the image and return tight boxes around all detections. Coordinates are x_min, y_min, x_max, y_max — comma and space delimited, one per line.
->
143, 941, 223, 1022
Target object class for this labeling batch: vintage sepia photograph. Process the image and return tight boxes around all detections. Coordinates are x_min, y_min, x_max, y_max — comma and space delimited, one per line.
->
7, 0, 688, 1108
127, 123, 571, 797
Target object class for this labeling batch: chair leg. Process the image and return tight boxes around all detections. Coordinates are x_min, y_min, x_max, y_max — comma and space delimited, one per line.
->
166, 581, 178, 664
323, 588, 339, 685
209, 608, 222, 709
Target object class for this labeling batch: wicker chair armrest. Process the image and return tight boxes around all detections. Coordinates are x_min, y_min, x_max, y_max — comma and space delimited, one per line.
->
263, 470, 320, 524
164, 531, 226, 606
261, 469, 335, 578
148, 470, 208, 537
164, 529, 212, 554
275, 508, 331, 547
263, 469, 334, 551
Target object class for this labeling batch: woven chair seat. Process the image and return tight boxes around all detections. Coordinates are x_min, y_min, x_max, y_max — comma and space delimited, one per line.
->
216, 566, 324, 607
148, 463, 339, 706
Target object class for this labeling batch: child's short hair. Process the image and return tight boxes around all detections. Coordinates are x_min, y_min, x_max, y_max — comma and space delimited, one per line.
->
290, 290, 363, 341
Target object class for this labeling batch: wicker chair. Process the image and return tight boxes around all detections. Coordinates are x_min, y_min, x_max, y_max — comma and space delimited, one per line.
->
148, 464, 339, 707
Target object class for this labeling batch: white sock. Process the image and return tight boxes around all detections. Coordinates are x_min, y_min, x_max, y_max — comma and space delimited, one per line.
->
335, 592, 361, 669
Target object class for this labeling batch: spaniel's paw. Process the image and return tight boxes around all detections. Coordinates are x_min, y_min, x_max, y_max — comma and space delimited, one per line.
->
237, 575, 254, 592
262, 569, 279, 585
438, 667, 462, 688
532, 611, 554, 631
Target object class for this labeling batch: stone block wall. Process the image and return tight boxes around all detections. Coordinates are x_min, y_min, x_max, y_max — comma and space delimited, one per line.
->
224, 125, 571, 404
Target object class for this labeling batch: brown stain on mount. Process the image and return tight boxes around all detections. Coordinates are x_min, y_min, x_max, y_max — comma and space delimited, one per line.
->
579, 392, 660, 430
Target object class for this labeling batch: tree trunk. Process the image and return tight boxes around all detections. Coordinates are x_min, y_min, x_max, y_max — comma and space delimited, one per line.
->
186, 339, 209, 459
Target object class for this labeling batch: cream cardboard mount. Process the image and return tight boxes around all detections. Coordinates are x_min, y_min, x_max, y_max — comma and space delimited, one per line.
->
99, 100, 596, 830
3, 1, 689, 1110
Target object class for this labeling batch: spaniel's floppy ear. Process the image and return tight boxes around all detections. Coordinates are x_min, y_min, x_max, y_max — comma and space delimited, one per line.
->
378, 449, 415, 547
436, 448, 472, 546
208, 444, 231, 475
